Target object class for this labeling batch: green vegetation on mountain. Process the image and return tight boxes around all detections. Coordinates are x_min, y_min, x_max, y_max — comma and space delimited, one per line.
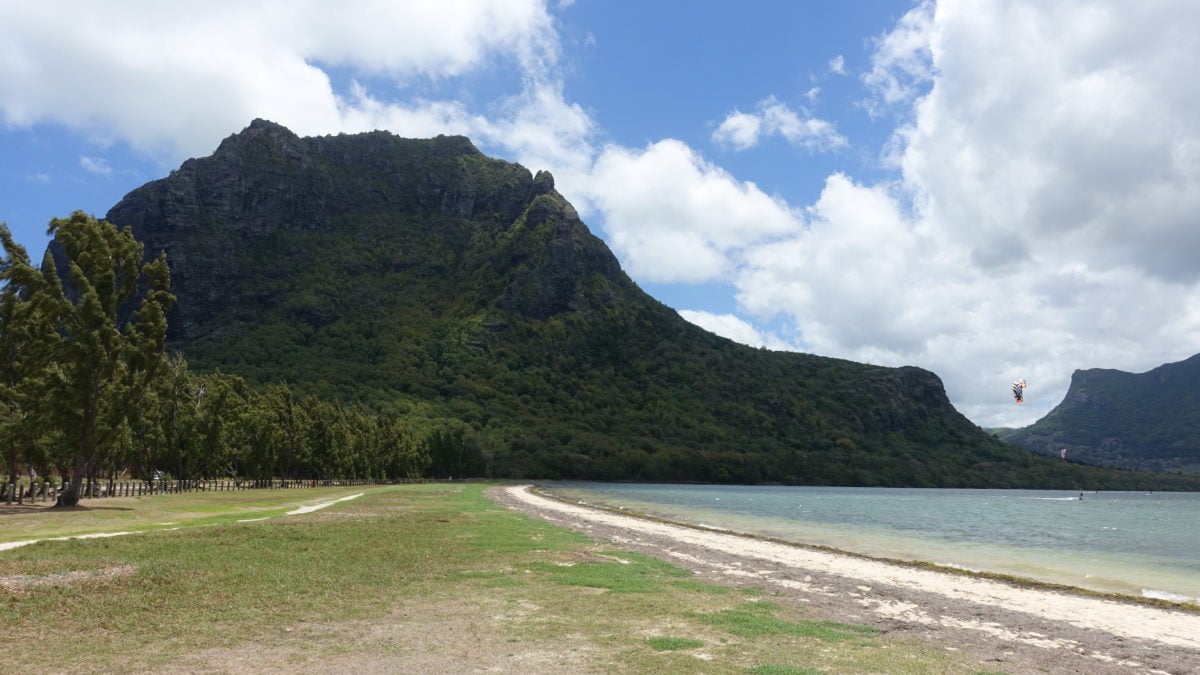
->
1000, 354, 1200, 474
89, 119, 1200, 489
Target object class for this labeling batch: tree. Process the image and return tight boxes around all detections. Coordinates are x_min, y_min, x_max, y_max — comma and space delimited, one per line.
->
423, 419, 485, 478
43, 212, 174, 507
186, 371, 247, 479
0, 224, 56, 498
375, 415, 427, 479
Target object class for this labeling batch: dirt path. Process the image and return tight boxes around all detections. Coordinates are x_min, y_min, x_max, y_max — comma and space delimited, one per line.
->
0, 493, 365, 553
492, 485, 1200, 675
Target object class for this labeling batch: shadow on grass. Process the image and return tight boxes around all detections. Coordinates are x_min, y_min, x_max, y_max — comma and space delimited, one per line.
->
1, 504, 136, 517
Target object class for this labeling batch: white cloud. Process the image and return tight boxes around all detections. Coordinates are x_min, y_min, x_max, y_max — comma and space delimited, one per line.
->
712, 111, 762, 151
737, 173, 934, 356
905, 0, 1200, 285
0, 0, 561, 162
713, 97, 846, 152
730, 0, 1200, 427
678, 310, 794, 351
861, 0, 935, 116
78, 155, 112, 176
584, 139, 803, 284
828, 54, 847, 75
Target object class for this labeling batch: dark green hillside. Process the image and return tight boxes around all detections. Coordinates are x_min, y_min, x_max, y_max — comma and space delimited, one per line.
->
100, 120, 1200, 489
1001, 354, 1200, 474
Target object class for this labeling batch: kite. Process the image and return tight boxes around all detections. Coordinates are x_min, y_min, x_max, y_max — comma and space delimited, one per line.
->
1012, 378, 1027, 403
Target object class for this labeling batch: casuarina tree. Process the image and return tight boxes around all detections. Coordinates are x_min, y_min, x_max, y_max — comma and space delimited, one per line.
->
43, 212, 174, 507
0, 224, 59, 498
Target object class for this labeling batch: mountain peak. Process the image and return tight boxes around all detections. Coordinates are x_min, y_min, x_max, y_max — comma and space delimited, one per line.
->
92, 121, 1189, 489
216, 118, 304, 155
1004, 353, 1200, 473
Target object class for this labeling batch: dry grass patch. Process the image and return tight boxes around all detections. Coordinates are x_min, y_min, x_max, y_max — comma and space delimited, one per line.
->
0, 564, 137, 593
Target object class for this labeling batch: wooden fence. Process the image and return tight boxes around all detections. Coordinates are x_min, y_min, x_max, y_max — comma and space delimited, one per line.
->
0, 477, 409, 505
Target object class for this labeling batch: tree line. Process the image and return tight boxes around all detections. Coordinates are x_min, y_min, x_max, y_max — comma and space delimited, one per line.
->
1, 212, 435, 507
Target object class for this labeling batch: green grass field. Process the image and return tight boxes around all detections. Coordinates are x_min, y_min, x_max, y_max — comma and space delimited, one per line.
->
1, 483, 996, 673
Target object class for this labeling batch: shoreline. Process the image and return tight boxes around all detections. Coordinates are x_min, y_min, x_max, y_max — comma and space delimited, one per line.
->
493, 484, 1200, 674
536, 483, 1200, 608
533, 485, 1200, 613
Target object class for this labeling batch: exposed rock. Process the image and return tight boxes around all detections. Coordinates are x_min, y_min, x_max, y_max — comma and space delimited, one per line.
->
105, 120, 545, 341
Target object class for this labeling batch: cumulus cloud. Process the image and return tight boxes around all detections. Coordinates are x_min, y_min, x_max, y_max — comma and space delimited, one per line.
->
678, 310, 794, 351
904, 1, 1200, 285
584, 139, 802, 283
828, 54, 847, 75
713, 97, 846, 152
861, 0, 935, 116
0, 0, 561, 161
726, 0, 1200, 427
711, 111, 762, 151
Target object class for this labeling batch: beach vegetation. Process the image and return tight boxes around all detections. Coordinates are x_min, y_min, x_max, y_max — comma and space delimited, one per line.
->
532, 550, 690, 593
645, 636, 704, 650
694, 601, 878, 642
747, 666, 822, 675
670, 579, 738, 594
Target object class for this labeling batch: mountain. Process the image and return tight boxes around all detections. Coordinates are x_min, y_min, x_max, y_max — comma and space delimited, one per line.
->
97, 120, 1199, 489
1000, 354, 1200, 474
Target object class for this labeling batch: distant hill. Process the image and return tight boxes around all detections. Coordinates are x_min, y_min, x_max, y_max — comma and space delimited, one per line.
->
96, 120, 1200, 489
999, 354, 1200, 473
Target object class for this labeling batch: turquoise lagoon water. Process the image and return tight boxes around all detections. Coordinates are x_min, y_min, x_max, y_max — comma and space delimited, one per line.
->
543, 483, 1200, 603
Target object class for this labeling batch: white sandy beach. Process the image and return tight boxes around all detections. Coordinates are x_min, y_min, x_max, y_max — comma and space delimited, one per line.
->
496, 485, 1200, 674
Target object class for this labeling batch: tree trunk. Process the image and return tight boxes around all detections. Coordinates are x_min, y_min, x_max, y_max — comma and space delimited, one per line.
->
5, 448, 15, 505
55, 480, 81, 507
54, 455, 90, 508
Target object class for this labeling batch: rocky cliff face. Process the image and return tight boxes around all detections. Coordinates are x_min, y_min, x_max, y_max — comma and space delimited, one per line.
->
107, 119, 625, 342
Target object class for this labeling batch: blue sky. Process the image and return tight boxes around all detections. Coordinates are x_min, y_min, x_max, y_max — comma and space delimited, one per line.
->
2, 1, 1199, 428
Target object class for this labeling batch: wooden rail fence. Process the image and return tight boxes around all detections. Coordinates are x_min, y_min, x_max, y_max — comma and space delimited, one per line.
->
0, 477, 413, 505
